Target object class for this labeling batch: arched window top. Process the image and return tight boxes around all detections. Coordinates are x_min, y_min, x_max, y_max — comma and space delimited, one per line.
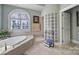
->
9, 9, 30, 20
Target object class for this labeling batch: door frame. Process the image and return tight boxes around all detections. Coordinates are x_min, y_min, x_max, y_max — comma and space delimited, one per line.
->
59, 4, 78, 45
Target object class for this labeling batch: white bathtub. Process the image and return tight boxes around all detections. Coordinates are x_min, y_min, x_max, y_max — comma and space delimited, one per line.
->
0, 35, 34, 55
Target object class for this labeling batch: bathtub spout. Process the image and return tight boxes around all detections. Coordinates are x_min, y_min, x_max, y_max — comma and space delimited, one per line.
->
5, 42, 7, 51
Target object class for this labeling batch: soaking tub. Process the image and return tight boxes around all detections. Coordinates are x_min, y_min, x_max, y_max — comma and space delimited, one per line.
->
0, 35, 34, 55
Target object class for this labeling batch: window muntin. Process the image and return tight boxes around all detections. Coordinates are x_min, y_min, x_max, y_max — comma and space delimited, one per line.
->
9, 9, 30, 31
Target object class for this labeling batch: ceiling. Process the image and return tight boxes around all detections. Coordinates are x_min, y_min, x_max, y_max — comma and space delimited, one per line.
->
37, 4, 46, 6
10, 4, 45, 11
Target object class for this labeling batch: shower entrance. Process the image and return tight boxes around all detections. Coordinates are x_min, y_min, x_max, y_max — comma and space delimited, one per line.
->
60, 5, 78, 45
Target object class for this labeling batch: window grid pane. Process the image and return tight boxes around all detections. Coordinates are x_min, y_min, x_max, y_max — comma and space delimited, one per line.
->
10, 10, 30, 32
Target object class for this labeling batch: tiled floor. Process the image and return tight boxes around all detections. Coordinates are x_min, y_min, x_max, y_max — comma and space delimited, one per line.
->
24, 37, 79, 55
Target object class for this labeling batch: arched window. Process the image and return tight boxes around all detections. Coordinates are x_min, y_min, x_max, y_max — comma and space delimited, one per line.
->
8, 9, 30, 32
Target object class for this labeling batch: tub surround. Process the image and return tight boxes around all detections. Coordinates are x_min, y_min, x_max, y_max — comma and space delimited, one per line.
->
0, 35, 34, 55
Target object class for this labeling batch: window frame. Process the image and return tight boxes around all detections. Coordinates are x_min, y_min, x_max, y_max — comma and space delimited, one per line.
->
8, 9, 30, 32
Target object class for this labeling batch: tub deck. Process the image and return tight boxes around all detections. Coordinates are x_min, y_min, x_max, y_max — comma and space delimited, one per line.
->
0, 35, 34, 55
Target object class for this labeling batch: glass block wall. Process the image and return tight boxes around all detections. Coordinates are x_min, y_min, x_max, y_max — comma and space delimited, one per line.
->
44, 13, 58, 46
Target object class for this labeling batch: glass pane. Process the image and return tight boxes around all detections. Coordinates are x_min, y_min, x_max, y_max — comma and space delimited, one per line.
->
20, 14, 29, 20
21, 20, 29, 29
11, 13, 19, 19
11, 19, 20, 29
16, 20, 20, 29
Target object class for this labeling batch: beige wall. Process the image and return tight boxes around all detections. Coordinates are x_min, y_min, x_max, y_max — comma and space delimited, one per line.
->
31, 16, 43, 36
32, 24, 41, 32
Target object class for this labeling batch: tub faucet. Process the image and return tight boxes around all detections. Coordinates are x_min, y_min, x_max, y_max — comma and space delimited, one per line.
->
5, 42, 7, 51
